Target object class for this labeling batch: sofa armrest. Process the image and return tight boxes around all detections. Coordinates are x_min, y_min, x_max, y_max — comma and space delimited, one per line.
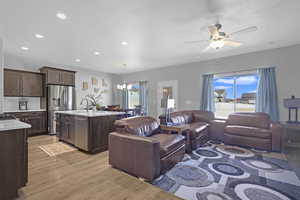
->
271, 123, 282, 152
108, 132, 161, 181
209, 119, 226, 141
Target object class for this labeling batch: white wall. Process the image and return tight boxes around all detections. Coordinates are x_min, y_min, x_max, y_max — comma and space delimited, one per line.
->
117, 44, 300, 121
4, 97, 41, 112
75, 69, 112, 109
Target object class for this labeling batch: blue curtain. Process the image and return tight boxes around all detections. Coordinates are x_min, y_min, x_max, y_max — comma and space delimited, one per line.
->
256, 67, 279, 121
139, 81, 148, 115
200, 74, 215, 112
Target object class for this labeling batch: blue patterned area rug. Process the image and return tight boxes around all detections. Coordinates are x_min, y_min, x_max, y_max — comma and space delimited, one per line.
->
152, 141, 300, 200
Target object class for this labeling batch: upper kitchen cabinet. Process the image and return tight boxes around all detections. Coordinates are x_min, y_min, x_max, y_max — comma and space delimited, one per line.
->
40, 67, 76, 86
22, 72, 44, 96
46, 68, 61, 85
4, 69, 22, 96
60, 71, 75, 86
4, 69, 44, 97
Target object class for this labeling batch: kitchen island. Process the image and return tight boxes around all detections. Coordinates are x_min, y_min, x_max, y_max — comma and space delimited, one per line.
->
55, 111, 125, 153
0, 119, 31, 200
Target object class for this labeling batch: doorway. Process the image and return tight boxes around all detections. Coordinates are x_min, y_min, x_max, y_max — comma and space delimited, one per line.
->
157, 80, 178, 117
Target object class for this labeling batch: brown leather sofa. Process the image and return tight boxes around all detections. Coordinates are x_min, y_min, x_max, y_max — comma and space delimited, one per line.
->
108, 116, 185, 181
224, 112, 282, 151
159, 110, 215, 152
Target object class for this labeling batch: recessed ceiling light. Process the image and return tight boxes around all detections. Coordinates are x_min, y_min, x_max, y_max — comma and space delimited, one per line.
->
21, 46, 29, 51
94, 51, 100, 55
35, 34, 44, 39
121, 41, 128, 46
56, 12, 67, 20
75, 59, 81, 62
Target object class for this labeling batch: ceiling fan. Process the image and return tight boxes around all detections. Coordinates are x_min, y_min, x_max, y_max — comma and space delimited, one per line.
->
185, 24, 258, 50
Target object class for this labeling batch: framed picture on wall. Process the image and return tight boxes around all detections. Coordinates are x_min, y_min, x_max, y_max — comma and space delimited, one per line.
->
82, 81, 88, 91
92, 77, 98, 86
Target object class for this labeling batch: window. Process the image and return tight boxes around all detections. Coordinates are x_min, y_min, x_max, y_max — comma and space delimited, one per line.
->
127, 83, 140, 109
213, 74, 258, 118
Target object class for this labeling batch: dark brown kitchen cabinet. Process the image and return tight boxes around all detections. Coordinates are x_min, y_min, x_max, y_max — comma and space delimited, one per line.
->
60, 71, 75, 86
58, 115, 67, 140
56, 114, 122, 153
4, 69, 44, 97
4, 69, 22, 96
6, 111, 47, 136
25, 113, 47, 136
0, 128, 28, 200
40, 67, 76, 86
22, 72, 44, 96
74, 116, 89, 150
46, 68, 61, 85
58, 114, 75, 144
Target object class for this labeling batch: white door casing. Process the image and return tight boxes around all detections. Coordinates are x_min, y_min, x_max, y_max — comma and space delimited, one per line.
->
157, 80, 178, 117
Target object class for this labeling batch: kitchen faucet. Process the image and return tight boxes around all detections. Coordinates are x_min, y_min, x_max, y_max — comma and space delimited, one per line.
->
80, 98, 90, 112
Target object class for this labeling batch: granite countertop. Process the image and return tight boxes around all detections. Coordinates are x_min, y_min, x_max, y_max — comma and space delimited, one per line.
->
55, 110, 126, 117
0, 120, 32, 132
4, 109, 47, 113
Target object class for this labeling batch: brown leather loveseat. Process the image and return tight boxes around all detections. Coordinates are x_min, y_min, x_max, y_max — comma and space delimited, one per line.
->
159, 110, 215, 152
109, 116, 185, 181
224, 112, 282, 151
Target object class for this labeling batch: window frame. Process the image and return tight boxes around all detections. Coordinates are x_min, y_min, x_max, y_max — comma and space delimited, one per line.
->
213, 72, 258, 119
127, 82, 141, 109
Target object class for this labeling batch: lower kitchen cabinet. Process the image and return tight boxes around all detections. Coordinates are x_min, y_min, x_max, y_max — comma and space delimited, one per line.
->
56, 114, 122, 153
0, 129, 28, 200
6, 111, 47, 136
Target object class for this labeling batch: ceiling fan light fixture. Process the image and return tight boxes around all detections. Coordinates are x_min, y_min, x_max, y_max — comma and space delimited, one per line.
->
210, 40, 225, 49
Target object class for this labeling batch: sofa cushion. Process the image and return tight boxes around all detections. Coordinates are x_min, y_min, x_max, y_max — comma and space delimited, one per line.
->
187, 122, 209, 140
114, 116, 160, 137
225, 125, 272, 139
169, 111, 193, 125
150, 134, 185, 157
192, 111, 215, 123
227, 112, 271, 129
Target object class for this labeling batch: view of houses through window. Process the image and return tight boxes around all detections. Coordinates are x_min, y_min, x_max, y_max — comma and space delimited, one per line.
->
214, 74, 259, 118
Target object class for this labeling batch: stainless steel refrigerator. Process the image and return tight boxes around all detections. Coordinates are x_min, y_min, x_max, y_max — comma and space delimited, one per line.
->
48, 85, 76, 135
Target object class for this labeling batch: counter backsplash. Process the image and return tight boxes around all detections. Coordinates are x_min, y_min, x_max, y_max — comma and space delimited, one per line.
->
3, 97, 41, 112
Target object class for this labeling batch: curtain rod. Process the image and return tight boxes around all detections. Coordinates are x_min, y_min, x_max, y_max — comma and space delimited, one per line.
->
207, 66, 276, 76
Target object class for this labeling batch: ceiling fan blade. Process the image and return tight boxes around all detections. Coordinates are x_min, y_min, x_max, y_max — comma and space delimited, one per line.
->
224, 40, 242, 47
229, 26, 258, 36
184, 40, 208, 44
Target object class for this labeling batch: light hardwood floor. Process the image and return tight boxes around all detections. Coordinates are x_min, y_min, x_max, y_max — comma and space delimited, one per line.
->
19, 135, 181, 200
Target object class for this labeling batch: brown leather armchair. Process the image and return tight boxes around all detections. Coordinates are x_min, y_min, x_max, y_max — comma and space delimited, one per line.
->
109, 116, 185, 181
159, 110, 215, 152
224, 112, 282, 151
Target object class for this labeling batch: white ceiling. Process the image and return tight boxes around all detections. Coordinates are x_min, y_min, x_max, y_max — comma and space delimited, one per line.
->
0, 0, 300, 74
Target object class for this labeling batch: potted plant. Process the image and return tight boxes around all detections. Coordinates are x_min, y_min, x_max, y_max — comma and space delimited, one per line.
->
85, 90, 107, 111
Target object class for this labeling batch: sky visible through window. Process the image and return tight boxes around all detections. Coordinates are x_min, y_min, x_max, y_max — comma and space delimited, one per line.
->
214, 75, 258, 99
213, 74, 259, 118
